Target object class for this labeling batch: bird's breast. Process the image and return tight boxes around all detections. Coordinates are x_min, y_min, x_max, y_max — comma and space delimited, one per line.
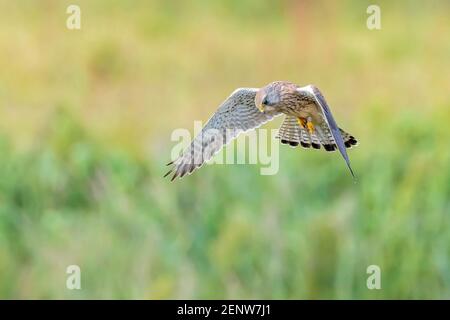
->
281, 101, 312, 118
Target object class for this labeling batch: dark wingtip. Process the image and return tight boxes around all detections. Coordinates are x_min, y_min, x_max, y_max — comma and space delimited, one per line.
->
338, 146, 356, 181
166, 160, 174, 166
348, 165, 357, 183
163, 170, 172, 178
280, 139, 289, 145
312, 143, 321, 149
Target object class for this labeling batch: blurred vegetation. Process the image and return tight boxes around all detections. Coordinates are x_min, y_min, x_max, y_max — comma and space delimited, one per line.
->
0, 0, 449, 299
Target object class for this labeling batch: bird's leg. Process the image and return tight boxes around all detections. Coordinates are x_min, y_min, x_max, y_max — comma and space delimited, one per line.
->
306, 117, 315, 135
297, 117, 307, 129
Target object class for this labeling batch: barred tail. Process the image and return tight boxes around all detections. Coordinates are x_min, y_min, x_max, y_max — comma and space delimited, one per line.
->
277, 115, 358, 151
338, 128, 358, 149
276, 115, 301, 147
315, 121, 358, 151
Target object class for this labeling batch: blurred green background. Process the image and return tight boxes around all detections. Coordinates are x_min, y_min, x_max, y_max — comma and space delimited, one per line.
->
0, 0, 449, 299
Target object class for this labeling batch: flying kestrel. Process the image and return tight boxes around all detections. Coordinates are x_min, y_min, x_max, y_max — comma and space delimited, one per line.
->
165, 81, 358, 180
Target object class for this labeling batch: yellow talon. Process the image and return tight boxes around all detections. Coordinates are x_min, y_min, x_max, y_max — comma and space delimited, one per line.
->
307, 121, 315, 134
297, 117, 307, 128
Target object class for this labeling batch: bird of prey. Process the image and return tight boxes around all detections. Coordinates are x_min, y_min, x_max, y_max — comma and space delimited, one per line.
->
165, 81, 358, 181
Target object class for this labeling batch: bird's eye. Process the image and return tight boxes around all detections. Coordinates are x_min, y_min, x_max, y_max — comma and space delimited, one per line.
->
262, 96, 269, 105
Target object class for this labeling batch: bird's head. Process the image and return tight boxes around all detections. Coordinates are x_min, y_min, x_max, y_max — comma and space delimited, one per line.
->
255, 81, 298, 112
255, 83, 281, 113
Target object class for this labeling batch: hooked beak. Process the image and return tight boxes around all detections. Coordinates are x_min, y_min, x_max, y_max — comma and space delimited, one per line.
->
257, 94, 270, 112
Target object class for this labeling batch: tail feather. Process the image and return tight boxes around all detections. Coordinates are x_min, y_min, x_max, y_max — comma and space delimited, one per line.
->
277, 115, 358, 152
299, 127, 312, 148
339, 129, 358, 148
277, 116, 313, 148
315, 121, 358, 152
277, 115, 301, 147
309, 131, 321, 149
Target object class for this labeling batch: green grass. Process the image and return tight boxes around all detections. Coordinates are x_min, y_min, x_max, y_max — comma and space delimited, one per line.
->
0, 1, 449, 299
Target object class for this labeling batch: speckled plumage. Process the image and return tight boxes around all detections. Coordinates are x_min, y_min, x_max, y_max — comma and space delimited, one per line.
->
165, 81, 358, 180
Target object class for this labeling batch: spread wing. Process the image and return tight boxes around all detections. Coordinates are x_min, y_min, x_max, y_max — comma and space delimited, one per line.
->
308, 85, 356, 179
165, 88, 282, 181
